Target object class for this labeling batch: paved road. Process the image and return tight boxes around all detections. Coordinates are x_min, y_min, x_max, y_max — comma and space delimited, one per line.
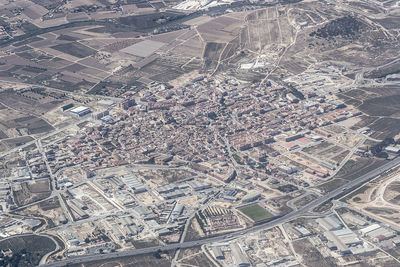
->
41, 157, 400, 267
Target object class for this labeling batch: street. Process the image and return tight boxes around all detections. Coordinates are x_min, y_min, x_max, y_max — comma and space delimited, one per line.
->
41, 156, 400, 267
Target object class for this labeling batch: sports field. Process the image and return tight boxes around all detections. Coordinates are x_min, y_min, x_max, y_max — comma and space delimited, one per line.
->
239, 204, 273, 222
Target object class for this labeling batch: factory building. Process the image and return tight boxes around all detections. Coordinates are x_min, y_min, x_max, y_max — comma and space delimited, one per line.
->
366, 227, 396, 242
242, 192, 261, 203
212, 246, 224, 260
295, 225, 311, 237
341, 213, 367, 226
278, 165, 298, 174
169, 203, 184, 221
187, 180, 212, 191
231, 243, 250, 267
360, 224, 381, 236
121, 174, 147, 194
325, 231, 351, 255
316, 216, 343, 231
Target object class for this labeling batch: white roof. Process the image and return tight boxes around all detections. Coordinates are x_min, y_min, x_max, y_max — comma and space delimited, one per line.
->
70, 106, 89, 113
360, 224, 380, 234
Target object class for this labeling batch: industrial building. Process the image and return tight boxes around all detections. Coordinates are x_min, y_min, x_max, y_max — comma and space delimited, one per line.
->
98, 99, 115, 107
242, 192, 261, 203
121, 174, 147, 194
187, 180, 212, 191
70, 106, 91, 117
231, 243, 250, 267
169, 203, 184, 221
316, 216, 343, 231
295, 225, 311, 237
212, 246, 224, 260
360, 224, 381, 236
341, 213, 367, 226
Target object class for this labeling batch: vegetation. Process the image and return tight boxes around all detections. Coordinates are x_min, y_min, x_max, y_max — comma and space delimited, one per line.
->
0, 235, 56, 267
369, 137, 395, 158
310, 16, 365, 39
232, 154, 243, 164
287, 83, 305, 100
277, 184, 298, 193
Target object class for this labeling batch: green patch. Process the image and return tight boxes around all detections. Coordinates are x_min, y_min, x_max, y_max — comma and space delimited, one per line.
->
232, 154, 243, 164
239, 204, 273, 222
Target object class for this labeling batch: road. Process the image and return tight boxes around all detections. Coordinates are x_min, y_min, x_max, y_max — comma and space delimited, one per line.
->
41, 156, 400, 267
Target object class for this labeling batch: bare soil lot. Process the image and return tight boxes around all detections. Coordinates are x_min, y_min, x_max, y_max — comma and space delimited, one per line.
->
13, 179, 51, 207
134, 168, 197, 186
2, 136, 34, 149
293, 238, 337, 267
51, 42, 96, 58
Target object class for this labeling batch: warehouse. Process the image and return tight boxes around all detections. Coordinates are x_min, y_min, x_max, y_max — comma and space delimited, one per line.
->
121, 174, 147, 194
324, 231, 351, 255
360, 224, 380, 236
341, 213, 367, 226
242, 192, 261, 203
212, 246, 224, 260
70, 106, 91, 117
231, 243, 250, 267
366, 227, 396, 242
317, 216, 343, 231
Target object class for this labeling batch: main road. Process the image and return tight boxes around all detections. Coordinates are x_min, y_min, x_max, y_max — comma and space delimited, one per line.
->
41, 156, 400, 266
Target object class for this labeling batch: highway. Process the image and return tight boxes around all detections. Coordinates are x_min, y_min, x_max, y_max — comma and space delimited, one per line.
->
41, 156, 400, 267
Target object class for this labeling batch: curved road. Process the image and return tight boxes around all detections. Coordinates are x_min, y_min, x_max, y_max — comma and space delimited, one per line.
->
41, 156, 400, 266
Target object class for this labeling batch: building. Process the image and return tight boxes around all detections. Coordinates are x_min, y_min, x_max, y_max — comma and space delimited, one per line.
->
285, 133, 304, 142
92, 110, 110, 120
187, 180, 211, 191
60, 103, 74, 111
170, 203, 184, 221
295, 225, 311, 237
317, 216, 343, 231
341, 213, 367, 226
324, 231, 351, 255
98, 99, 115, 107
360, 224, 380, 236
278, 165, 297, 174
392, 236, 400, 246
366, 227, 396, 242
286, 93, 299, 103
212, 246, 224, 260
231, 243, 250, 267
385, 146, 400, 154
118, 98, 136, 110
70, 106, 91, 117
242, 192, 261, 203
121, 174, 147, 194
